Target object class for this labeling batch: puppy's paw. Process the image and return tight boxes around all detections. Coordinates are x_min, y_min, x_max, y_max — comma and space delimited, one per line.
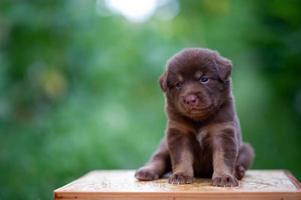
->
168, 173, 193, 184
135, 167, 159, 181
212, 174, 238, 187
235, 165, 246, 180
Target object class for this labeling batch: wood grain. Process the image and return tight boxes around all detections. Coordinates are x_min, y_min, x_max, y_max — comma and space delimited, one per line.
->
54, 170, 301, 200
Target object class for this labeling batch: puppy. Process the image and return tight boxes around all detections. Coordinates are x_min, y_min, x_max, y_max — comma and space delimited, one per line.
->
135, 48, 254, 187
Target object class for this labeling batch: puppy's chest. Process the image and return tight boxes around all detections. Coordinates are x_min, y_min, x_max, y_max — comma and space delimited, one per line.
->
195, 127, 211, 147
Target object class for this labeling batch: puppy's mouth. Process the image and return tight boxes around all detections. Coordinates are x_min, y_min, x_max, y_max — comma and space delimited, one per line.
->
181, 104, 212, 116
186, 106, 210, 113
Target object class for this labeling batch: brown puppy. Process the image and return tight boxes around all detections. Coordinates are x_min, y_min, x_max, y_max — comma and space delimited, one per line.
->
135, 48, 254, 187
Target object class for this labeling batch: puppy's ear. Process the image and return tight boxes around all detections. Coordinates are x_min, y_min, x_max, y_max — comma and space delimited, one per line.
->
212, 52, 232, 80
159, 72, 167, 92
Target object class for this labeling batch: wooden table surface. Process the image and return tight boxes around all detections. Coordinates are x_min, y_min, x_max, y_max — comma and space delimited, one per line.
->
54, 170, 301, 200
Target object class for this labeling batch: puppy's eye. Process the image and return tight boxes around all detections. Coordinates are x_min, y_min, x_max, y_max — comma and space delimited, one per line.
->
175, 82, 183, 90
199, 76, 209, 84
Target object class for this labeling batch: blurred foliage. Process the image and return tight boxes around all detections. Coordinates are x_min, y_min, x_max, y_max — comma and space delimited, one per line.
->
0, 0, 301, 199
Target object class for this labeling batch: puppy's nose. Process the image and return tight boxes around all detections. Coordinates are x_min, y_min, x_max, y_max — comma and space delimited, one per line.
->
183, 94, 199, 106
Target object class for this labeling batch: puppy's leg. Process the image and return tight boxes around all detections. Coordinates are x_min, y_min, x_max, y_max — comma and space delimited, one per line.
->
211, 127, 239, 187
135, 139, 170, 181
235, 143, 254, 180
167, 128, 194, 184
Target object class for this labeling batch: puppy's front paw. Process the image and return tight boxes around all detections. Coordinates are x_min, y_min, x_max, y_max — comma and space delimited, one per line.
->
135, 167, 159, 181
212, 174, 238, 187
168, 173, 193, 184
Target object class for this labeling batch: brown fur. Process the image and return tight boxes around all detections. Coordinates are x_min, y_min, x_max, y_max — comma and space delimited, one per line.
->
135, 48, 254, 187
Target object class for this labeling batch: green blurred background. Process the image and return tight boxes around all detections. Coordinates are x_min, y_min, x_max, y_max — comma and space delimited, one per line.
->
0, 0, 301, 199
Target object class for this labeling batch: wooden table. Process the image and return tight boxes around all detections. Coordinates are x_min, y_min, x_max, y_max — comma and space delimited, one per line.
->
54, 170, 301, 200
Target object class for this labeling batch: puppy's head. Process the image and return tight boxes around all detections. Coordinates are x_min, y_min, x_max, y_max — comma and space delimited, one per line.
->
159, 48, 232, 120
